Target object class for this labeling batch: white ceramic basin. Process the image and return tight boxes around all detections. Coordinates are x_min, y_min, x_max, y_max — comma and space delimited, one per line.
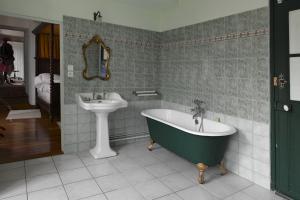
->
77, 92, 128, 113
77, 92, 128, 159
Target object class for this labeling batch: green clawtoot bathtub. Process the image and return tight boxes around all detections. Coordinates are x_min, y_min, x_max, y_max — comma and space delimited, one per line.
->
141, 109, 236, 184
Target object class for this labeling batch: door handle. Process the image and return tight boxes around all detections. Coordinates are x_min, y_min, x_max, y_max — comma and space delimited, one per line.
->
275, 102, 292, 112
283, 105, 290, 112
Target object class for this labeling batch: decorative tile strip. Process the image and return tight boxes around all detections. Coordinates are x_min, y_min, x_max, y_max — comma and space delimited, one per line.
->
162, 28, 269, 48
64, 32, 161, 49
64, 28, 268, 49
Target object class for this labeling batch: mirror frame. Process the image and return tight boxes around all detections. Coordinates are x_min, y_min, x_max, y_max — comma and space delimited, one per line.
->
82, 35, 111, 81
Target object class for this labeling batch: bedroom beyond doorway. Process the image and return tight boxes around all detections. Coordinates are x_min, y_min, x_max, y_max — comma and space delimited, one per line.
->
0, 15, 62, 163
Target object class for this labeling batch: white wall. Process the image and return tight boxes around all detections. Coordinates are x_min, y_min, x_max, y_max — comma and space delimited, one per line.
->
0, 0, 161, 31
0, 0, 268, 32
26, 22, 38, 105
159, 0, 269, 31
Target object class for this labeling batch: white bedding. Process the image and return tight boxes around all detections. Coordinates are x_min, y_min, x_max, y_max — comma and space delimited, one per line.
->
34, 73, 60, 86
35, 73, 60, 104
37, 90, 50, 104
36, 83, 51, 93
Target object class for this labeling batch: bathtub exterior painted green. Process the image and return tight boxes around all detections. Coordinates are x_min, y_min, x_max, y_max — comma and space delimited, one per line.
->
146, 118, 230, 166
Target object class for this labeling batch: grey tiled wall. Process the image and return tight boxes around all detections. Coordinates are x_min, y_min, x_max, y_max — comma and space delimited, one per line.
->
159, 7, 270, 123
63, 16, 161, 104
63, 16, 162, 152
159, 7, 271, 189
62, 8, 271, 188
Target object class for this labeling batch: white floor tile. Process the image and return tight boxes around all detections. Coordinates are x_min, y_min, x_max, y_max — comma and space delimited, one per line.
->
0, 167, 25, 182
80, 194, 107, 200
152, 149, 178, 162
26, 173, 62, 192
224, 192, 254, 200
135, 179, 172, 200
28, 186, 68, 200
165, 158, 195, 172
105, 187, 145, 200
25, 157, 53, 166
25, 162, 57, 177
0, 142, 277, 200
180, 168, 199, 184
64, 179, 102, 200
0, 179, 26, 199
177, 186, 218, 200
155, 194, 182, 200
110, 157, 141, 172
95, 173, 129, 193
87, 163, 118, 178
242, 185, 284, 200
122, 168, 155, 185
52, 154, 79, 162
1, 194, 27, 200
55, 158, 84, 172
59, 167, 92, 184
80, 156, 109, 166
0, 161, 24, 171
131, 154, 160, 167
160, 173, 194, 192
201, 173, 253, 199
145, 163, 176, 178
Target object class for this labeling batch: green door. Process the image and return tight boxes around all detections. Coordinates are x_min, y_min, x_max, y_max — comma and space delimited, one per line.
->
271, 0, 300, 199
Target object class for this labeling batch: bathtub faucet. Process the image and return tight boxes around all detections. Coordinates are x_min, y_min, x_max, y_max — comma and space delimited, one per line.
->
191, 99, 206, 132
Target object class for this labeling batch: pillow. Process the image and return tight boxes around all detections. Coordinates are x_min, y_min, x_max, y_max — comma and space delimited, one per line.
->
34, 73, 60, 86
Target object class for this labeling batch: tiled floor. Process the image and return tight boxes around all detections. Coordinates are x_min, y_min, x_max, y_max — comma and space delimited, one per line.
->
0, 141, 285, 200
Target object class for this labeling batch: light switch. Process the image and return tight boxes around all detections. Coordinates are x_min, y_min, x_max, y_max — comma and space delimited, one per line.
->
68, 71, 74, 78
67, 65, 74, 72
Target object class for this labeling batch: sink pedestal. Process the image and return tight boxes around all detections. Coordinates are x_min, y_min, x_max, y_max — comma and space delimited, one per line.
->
90, 112, 117, 159
77, 92, 128, 160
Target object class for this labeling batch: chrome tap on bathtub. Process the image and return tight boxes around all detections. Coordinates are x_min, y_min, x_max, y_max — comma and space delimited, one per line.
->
191, 99, 206, 132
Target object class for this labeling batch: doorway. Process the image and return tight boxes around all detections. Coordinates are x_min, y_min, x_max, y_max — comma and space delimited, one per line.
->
0, 15, 62, 163
271, 0, 300, 199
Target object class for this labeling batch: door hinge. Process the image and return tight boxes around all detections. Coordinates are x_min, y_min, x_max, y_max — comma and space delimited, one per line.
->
273, 74, 288, 88
273, 76, 278, 87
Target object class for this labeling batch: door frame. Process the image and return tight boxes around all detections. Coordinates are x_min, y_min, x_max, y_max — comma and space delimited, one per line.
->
0, 11, 65, 152
270, 0, 276, 191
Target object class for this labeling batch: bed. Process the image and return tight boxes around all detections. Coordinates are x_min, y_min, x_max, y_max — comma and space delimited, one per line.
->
33, 23, 60, 120
35, 71, 60, 120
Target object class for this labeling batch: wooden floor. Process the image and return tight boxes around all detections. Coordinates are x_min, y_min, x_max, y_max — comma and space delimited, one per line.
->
0, 96, 62, 164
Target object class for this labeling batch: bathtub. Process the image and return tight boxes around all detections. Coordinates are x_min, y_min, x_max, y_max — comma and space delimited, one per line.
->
141, 109, 236, 183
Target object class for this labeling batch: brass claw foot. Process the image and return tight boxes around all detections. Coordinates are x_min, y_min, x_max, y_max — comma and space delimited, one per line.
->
147, 139, 155, 151
197, 163, 208, 184
219, 160, 227, 175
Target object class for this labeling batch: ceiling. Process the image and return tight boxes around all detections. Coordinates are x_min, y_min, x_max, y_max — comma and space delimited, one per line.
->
114, 0, 179, 10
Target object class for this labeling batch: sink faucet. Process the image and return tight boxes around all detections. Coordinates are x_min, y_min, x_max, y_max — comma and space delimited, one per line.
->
191, 99, 206, 132
102, 90, 106, 99
92, 88, 97, 100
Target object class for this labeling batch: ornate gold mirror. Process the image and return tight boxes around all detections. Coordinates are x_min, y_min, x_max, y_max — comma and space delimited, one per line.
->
82, 35, 111, 80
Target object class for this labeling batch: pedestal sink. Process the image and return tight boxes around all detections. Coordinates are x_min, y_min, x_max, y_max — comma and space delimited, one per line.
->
77, 92, 128, 159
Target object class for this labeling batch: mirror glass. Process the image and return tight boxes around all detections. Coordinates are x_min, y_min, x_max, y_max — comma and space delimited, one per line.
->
82, 35, 110, 80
